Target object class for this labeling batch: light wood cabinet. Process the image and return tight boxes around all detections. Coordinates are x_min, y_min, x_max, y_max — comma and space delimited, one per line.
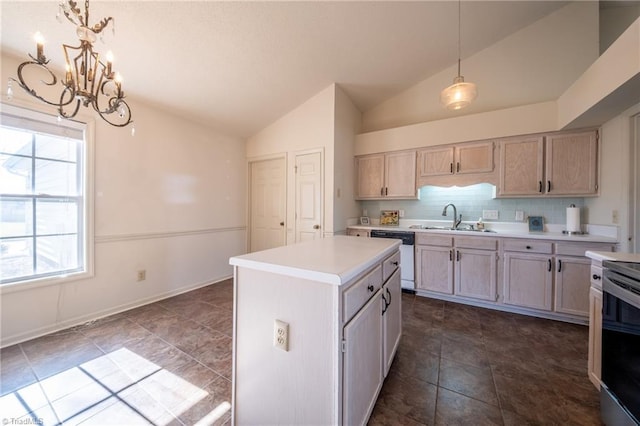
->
554, 256, 592, 316
588, 259, 604, 390
382, 269, 402, 377
503, 252, 554, 311
418, 141, 494, 186
355, 151, 417, 200
497, 130, 598, 197
347, 228, 370, 237
416, 234, 497, 302
545, 131, 598, 195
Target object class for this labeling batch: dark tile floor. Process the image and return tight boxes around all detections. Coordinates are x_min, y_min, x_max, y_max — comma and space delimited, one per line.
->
1, 280, 601, 425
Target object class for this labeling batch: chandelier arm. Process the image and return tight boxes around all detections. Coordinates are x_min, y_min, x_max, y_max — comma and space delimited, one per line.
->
14, 61, 76, 108
58, 86, 82, 119
95, 98, 133, 127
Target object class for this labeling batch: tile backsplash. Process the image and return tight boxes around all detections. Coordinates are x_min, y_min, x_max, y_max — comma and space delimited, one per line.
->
360, 184, 585, 225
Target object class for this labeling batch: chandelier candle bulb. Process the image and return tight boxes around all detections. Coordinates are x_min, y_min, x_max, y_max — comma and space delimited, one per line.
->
34, 32, 45, 61
105, 51, 114, 75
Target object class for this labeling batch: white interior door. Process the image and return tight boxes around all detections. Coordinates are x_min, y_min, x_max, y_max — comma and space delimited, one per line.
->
250, 157, 286, 252
295, 151, 323, 242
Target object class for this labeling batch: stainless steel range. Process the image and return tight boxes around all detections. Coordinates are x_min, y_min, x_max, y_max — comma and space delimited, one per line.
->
601, 260, 640, 426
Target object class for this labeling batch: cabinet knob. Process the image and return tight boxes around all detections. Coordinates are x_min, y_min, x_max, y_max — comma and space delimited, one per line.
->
526, 245, 532, 249
367, 285, 374, 292
592, 274, 601, 280
313, 224, 321, 229
392, 261, 399, 266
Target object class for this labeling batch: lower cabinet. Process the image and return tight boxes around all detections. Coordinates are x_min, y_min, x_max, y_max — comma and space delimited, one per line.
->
416, 234, 498, 302
343, 289, 383, 426
555, 256, 592, 316
382, 269, 402, 376
588, 259, 604, 389
503, 252, 553, 311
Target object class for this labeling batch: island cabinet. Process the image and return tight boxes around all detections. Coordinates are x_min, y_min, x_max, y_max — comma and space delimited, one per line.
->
229, 236, 401, 425
415, 234, 498, 302
497, 129, 598, 197
355, 150, 417, 200
587, 257, 604, 390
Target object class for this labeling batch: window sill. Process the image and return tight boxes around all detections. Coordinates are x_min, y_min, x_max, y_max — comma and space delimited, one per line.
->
0, 270, 94, 295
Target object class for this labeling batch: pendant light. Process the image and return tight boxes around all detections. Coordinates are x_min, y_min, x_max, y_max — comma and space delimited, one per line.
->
440, 0, 477, 110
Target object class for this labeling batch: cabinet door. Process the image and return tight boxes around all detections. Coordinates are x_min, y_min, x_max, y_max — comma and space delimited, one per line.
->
588, 286, 603, 390
498, 136, 544, 196
503, 252, 553, 310
385, 151, 417, 198
356, 154, 385, 199
455, 142, 494, 174
382, 269, 402, 377
418, 147, 454, 177
416, 245, 454, 294
554, 256, 591, 316
545, 131, 598, 195
343, 291, 383, 426
454, 248, 497, 301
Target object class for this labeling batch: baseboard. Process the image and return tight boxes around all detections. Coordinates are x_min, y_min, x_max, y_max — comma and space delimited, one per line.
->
1, 275, 233, 348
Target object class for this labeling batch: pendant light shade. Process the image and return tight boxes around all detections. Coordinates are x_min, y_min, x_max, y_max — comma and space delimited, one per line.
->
441, 0, 477, 110
440, 75, 477, 110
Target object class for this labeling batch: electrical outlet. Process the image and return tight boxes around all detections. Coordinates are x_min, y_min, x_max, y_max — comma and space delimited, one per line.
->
137, 270, 146, 281
483, 210, 499, 220
515, 210, 524, 221
612, 209, 619, 224
362, 209, 368, 217
274, 319, 289, 351
399, 209, 405, 218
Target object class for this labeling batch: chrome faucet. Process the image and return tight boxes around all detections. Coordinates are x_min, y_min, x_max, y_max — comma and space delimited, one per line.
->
442, 203, 462, 229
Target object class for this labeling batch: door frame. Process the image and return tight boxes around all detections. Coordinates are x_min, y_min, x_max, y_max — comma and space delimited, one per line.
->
294, 148, 324, 242
247, 153, 287, 252
633, 113, 640, 253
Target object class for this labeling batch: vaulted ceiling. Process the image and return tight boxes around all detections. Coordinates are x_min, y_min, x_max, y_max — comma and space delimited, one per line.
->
1, 1, 603, 138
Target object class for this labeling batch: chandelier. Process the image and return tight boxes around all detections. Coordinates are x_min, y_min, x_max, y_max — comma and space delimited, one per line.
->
9, 0, 133, 128
440, 0, 477, 111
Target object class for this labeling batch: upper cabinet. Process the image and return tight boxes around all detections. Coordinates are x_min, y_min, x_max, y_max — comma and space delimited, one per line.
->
355, 150, 417, 200
417, 141, 496, 187
497, 129, 598, 198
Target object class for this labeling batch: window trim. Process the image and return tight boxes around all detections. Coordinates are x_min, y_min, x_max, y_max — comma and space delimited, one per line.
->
0, 102, 95, 294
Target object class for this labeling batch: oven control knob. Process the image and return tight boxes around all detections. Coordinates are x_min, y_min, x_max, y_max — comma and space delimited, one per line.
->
592, 274, 601, 280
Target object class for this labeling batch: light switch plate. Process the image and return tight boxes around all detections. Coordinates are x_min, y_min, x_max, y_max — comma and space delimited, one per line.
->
515, 210, 524, 221
399, 209, 405, 218
483, 210, 499, 220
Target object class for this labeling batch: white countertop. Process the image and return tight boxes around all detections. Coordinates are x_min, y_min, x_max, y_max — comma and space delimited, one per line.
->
586, 251, 640, 262
348, 220, 618, 244
229, 236, 401, 285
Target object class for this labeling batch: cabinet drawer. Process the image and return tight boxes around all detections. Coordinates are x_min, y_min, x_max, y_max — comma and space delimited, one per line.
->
590, 265, 603, 290
455, 236, 498, 250
347, 229, 370, 238
503, 240, 552, 254
382, 251, 400, 282
555, 243, 614, 257
344, 265, 383, 322
416, 234, 453, 247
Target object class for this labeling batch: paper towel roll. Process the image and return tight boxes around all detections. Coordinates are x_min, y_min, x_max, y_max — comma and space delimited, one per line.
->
566, 206, 581, 232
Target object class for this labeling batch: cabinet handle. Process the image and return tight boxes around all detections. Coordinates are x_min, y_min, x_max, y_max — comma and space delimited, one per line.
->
367, 285, 374, 292
592, 274, 601, 280
538, 181, 543, 193
381, 292, 388, 315
547, 180, 551, 192
450, 163, 453, 173
558, 259, 562, 273
385, 187, 388, 196
449, 250, 453, 261
548, 259, 552, 272
456, 250, 460, 261
456, 162, 460, 173
386, 287, 392, 308
380, 187, 384, 196
391, 261, 399, 266
526, 245, 532, 249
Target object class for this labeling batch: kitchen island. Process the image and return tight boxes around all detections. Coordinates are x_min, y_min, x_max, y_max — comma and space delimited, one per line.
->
229, 236, 401, 425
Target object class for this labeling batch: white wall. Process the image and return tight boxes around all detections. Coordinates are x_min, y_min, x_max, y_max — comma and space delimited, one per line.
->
333, 86, 362, 233
246, 85, 337, 242
1, 53, 247, 347
584, 102, 640, 253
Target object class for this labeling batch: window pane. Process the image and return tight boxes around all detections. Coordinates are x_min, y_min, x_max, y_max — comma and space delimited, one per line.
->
35, 234, 79, 273
0, 198, 33, 238
0, 154, 32, 194
0, 238, 34, 281
35, 159, 77, 195
36, 199, 77, 235
0, 127, 32, 156
35, 134, 78, 162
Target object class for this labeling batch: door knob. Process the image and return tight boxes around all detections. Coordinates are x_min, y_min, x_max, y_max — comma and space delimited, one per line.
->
313, 224, 320, 229
279, 222, 284, 226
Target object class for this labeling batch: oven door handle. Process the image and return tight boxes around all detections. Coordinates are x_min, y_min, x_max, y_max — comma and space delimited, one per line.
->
604, 273, 640, 309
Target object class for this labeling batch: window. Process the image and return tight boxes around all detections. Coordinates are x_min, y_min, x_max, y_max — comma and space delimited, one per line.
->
1, 104, 91, 286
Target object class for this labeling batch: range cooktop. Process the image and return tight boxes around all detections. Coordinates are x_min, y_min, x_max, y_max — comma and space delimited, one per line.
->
604, 260, 640, 281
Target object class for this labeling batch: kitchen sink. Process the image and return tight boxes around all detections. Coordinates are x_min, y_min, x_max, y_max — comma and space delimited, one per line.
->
408, 225, 496, 233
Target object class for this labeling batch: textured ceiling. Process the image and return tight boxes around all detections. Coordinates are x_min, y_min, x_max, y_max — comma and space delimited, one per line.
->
1, 1, 571, 138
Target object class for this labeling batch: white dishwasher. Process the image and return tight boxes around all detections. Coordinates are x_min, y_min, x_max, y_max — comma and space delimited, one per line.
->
370, 229, 415, 291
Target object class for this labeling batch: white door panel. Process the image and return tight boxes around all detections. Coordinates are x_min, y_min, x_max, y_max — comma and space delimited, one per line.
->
295, 152, 323, 242
250, 158, 285, 252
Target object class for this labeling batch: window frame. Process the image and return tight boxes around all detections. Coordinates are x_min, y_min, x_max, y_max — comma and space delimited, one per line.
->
0, 103, 94, 293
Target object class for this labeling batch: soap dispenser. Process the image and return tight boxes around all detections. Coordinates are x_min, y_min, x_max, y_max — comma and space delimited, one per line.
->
477, 217, 484, 230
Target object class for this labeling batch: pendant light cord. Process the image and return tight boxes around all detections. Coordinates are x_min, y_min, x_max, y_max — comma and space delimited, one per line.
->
457, 0, 461, 78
